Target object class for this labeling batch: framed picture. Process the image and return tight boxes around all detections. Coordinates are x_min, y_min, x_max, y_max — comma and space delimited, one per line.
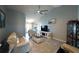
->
0, 9, 6, 28
48, 18, 56, 24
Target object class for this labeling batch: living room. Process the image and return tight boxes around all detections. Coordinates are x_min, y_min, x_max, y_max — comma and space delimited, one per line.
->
0, 5, 79, 53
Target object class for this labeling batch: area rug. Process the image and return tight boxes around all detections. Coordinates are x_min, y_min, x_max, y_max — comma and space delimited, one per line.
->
29, 38, 63, 53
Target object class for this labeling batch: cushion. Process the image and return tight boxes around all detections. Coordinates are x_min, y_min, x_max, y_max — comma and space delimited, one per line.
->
8, 32, 16, 39
7, 32, 17, 44
17, 36, 29, 47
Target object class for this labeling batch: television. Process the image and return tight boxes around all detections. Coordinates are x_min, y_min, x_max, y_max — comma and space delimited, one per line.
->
41, 25, 49, 32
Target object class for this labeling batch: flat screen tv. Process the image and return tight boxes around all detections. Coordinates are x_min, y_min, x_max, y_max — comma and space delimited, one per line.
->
41, 25, 49, 32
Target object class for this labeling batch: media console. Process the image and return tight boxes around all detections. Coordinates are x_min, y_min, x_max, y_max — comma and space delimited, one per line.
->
40, 31, 52, 39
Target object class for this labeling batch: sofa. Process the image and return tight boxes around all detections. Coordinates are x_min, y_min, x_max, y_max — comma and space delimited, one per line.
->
60, 43, 79, 53
7, 32, 31, 53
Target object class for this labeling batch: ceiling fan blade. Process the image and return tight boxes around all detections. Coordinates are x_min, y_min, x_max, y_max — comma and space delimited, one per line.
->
34, 5, 48, 15
40, 11, 48, 15
40, 10, 48, 12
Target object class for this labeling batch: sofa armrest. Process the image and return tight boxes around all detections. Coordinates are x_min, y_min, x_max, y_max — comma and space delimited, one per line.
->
61, 43, 79, 53
16, 36, 29, 47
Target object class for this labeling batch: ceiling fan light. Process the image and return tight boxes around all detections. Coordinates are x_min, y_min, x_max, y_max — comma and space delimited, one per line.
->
35, 5, 48, 15
37, 10, 40, 13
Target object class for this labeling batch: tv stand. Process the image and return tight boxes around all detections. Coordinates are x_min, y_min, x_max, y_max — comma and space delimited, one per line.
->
40, 31, 52, 39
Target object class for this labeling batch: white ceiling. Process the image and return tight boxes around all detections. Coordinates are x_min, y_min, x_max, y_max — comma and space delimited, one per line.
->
4, 5, 62, 20
5, 5, 62, 15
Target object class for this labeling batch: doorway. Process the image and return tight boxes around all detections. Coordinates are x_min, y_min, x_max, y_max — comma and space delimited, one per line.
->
25, 19, 34, 41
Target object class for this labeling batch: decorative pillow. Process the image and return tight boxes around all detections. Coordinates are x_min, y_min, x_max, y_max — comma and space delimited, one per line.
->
17, 36, 28, 47
8, 32, 16, 40
7, 32, 17, 44
19, 37, 25, 43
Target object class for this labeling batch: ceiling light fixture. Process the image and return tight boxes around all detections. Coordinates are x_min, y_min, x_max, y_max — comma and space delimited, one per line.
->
35, 5, 48, 15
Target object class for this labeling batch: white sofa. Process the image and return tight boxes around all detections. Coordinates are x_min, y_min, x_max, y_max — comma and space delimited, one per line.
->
7, 32, 31, 53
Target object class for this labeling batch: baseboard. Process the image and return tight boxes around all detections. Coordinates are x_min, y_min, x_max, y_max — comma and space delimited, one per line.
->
53, 37, 66, 43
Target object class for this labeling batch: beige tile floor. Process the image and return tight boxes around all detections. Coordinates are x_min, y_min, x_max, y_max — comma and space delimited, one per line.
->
29, 38, 63, 53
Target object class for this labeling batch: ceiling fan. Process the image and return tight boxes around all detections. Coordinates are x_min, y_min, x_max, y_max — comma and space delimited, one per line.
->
35, 5, 48, 15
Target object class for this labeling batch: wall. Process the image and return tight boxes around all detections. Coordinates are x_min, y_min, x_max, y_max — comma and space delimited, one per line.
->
38, 5, 77, 41
77, 6, 79, 19
0, 6, 6, 42
6, 9, 26, 36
